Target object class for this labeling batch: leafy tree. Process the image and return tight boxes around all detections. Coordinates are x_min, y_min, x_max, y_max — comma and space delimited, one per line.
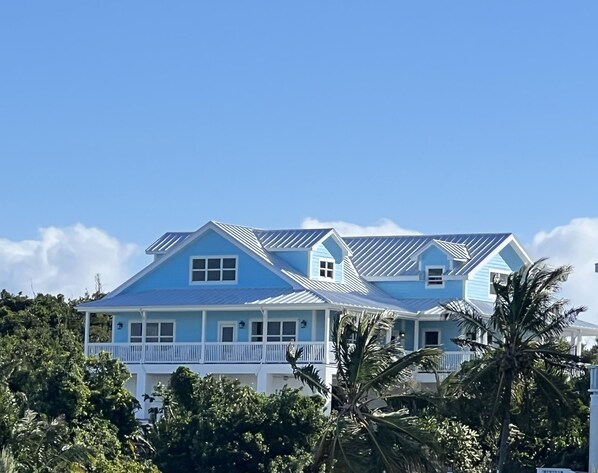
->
443, 260, 586, 472
0, 291, 153, 472
149, 367, 326, 473
287, 310, 441, 473
418, 416, 491, 473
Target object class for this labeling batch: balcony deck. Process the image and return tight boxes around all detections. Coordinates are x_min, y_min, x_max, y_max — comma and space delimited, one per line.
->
87, 342, 476, 371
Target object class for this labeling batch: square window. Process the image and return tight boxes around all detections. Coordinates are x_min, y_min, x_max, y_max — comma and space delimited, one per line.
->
424, 331, 440, 347
426, 267, 444, 286
489, 272, 509, 295
319, 260, 334, 280
191, 257, 237, 283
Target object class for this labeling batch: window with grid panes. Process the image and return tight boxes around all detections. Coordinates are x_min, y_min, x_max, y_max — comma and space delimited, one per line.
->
191, 257, 237, 282
129, 322, 174, 343
319, 259, 334, 280
251, 321, 297, 342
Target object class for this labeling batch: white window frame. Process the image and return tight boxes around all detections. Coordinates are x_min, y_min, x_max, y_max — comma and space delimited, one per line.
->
249, 319, 298, 342
129, 320, 175, 344
218, 321, 238, 342
189, 255, 238, 285
488, 270, 510, 297
318, 258, 335, 281
423, 329, 441, 347
425, 265, 445, 288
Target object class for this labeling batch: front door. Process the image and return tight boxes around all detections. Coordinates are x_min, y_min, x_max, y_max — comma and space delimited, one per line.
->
219, 323, 236, 342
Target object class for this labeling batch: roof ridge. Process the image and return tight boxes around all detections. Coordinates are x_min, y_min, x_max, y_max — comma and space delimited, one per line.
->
343, 232, 512, 240
255, 227, 333, 233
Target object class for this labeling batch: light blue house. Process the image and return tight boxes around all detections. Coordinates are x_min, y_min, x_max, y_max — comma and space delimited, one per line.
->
78, 221, 598, 417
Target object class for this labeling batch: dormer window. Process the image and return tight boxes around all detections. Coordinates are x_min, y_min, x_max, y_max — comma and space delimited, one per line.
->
319, 259, 335, 280
489, 271, 509, 295
426, 266, 444, 287
191, 256, 237, 283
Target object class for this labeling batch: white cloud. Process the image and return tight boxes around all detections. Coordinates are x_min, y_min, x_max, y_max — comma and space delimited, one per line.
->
0, 224, 139, 298
528, 218, 598, 323
301, 217, 420, 236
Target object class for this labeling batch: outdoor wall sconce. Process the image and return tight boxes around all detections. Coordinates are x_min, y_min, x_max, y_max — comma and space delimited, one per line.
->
300, 320, 307, 328
116, 322, 123, 330
239, 321, 245, 329
398, 330, 406, 338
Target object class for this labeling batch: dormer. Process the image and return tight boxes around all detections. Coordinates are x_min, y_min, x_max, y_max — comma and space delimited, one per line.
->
256, 228, 351, 283
410, 239, 471, 287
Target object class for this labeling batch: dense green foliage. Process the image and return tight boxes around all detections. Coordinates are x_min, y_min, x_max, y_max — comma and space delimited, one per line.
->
443, 260, 588, 472
148, 367, 326, 472
287, 311, 442, 473
0, 290, 156, 473
0, 270, 594, 473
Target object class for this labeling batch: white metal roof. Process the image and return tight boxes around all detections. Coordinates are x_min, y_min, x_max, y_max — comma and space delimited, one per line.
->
343, 233, 512, 278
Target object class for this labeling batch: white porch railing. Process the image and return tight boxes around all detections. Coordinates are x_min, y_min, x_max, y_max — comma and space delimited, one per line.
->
88, 343, 474, 372
88, 342, 325, 364
536, 468, 575, 473
410, 350, 478, 373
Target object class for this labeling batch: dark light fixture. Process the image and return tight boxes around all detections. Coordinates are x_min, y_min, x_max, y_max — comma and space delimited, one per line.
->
116, 322, 123, 330
398, 330, 406, 338
239, 321, 245, 329
466, 332, 476, 341
300, 320, 307, 328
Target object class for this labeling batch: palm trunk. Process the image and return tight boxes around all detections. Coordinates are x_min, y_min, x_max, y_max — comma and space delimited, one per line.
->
497, 376, 513, 473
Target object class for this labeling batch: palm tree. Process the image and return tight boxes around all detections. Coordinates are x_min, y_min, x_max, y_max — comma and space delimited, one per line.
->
286, 310, 441, 473
443, 260, 586, 472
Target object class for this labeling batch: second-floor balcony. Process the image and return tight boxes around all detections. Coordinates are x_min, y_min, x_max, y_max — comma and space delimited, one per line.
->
87, 341, 477, 372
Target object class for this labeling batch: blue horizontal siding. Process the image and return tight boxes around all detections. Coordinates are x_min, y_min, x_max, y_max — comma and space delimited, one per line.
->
125, 229, 291, 293
374, 280, 463, 299
420, 245, 450, 268
113, 309, 320, 343
276, 251, 309, 275
466, 246, 523, 301
418, 320, 462, 351
311, 240, 343, 283
113, 311, 202, 343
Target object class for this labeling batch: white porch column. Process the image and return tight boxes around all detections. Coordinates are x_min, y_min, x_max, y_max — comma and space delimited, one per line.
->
135, 370, 148, 419
257, 370, 268, 393
576, 329, 583, 356
590, 366, 598, 472
84, 311, 90, 356
262, 309, 268, 362
324, 309, 331, 364
200, 310, 206, 363
140, 310, 147, 363
322, 367, 334, 414
311, 310, 316, 341
413, 319, 420, 350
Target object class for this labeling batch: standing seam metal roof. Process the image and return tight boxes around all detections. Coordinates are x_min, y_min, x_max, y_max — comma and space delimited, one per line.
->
255, 228, 332, 250
343, 233, 511, 277
146, 232, 192, 254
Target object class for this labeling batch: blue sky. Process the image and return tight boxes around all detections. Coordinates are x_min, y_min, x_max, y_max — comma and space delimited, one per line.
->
1, 2, 598, 315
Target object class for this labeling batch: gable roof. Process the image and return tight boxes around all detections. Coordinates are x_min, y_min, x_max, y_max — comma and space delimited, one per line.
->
146, 232, 192, 254
95, 221, 405, 313
343, 233, 514, 278
409, 239, 471, 262
255, 228, 352, 255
